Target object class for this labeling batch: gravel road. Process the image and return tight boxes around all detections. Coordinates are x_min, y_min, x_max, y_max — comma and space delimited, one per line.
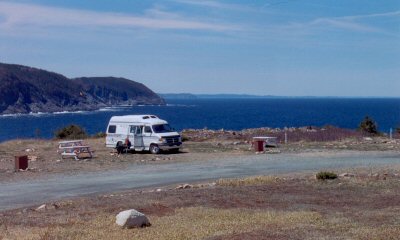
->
1, 151, 399, 211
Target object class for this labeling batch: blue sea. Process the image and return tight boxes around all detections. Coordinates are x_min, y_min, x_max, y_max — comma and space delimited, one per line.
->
0, 98, 399, 142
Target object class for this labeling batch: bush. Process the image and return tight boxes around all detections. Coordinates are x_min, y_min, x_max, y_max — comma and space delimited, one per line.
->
316, 171, 337, 180
358, 116, 378, 134
181, 135, 190, 142
55, 124, 88, 139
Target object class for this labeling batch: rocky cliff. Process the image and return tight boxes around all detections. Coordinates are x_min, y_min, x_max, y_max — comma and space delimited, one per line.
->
0, 63, 165, 114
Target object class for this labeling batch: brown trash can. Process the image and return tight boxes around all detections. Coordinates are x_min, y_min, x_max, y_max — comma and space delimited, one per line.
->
253, 140, 265, 152
15, 155, 28, 171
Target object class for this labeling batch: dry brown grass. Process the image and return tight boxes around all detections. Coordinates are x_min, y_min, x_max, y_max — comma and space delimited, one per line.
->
351, 226, 400, 240
216, 175, 279, 187
4, 206, 400, 240
1, 207, 321, 240
2, 168, 400, 240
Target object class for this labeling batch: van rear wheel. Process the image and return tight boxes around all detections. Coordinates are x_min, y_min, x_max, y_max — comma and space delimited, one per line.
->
149, 144, 160, 154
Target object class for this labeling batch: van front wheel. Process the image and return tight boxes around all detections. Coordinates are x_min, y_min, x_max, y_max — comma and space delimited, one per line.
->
149, 144, 160, 154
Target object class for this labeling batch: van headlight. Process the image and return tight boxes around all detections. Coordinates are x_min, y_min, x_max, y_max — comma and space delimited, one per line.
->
159, 137, 167, 143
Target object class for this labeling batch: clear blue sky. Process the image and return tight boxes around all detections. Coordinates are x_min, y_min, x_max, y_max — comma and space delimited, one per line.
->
0, 0, 399, 96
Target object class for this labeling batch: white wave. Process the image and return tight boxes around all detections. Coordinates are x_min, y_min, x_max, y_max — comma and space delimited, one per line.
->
0, 104, 178, 117
166, 104, 196, 107
0, 113, 25, 117
97, 107, 124, 112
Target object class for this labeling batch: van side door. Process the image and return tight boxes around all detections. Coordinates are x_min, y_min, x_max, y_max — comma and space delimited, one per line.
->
133, 125, 145, 149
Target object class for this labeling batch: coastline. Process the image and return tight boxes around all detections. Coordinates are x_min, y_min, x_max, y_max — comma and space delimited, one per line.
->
0, 104, 167, 117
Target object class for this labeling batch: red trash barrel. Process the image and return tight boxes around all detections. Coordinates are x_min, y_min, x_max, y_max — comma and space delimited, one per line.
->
15, 155, 28, 171
254, 140, 265, 152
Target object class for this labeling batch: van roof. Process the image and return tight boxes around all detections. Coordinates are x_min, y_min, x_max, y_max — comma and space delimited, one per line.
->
109, 115, 167, 124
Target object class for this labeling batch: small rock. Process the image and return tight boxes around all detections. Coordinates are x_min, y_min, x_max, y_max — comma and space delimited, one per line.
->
116, 209, 151, 229
175, 184, 193, 189
339, 173, 355, 178
369, 173, 379, 178
36, 204, 46, 211
156, 188, 162, 192
363, 137, 373, 141
28, 156, 38, 161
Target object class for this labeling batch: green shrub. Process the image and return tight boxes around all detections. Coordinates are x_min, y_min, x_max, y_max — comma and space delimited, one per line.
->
55, 124, 88, 139
181, 135, 190, 142
316, 171, 337, 180
358, 116, 378, 134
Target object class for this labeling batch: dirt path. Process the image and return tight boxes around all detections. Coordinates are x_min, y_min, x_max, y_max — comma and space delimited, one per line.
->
1, 150, 399, 211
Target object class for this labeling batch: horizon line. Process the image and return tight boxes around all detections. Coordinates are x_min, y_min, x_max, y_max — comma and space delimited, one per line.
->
158, 93, 400, 98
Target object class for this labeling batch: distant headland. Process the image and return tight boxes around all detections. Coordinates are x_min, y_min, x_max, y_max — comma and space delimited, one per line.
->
0, 63, 165, 114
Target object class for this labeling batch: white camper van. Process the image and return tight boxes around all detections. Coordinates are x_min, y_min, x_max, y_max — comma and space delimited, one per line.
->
106, 115, 182, 154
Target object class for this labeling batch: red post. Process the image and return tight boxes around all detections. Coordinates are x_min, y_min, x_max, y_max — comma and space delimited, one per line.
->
15, 155, 28, 171
254, 140, 264, 152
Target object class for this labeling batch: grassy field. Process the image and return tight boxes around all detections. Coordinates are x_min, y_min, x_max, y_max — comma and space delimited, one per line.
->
1, 170, 400, 240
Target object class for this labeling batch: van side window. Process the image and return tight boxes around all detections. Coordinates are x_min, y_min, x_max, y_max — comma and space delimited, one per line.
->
108, 125, 116, 133
130, 126, 135, 134
135, 126, 142, 135
144, 126, 152, 133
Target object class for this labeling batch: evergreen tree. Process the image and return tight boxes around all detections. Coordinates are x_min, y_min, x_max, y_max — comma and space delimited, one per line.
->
358, 116, 378, 134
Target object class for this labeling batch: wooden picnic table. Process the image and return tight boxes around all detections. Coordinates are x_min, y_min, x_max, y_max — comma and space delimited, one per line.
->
58, 141, 94, 160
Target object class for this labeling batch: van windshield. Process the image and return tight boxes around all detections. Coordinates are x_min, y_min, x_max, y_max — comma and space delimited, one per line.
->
152, 124, 173, 133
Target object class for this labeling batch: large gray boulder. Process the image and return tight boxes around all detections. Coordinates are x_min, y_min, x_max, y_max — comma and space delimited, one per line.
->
115, 209, 151, 229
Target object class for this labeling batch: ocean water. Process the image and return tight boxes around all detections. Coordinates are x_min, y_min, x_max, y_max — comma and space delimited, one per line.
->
0, 98, 399, 142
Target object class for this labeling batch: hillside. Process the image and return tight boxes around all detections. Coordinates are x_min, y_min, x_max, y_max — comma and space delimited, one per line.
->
73, 77, 163, 106
0, 63, 165, 114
